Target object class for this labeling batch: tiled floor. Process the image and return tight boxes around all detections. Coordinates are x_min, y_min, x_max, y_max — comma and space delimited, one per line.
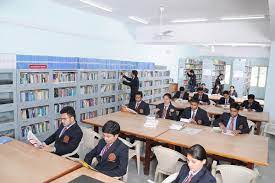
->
126, 135, 275, 183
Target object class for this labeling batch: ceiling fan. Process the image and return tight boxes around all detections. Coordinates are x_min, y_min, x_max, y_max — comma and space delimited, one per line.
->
153, 7, 173, 40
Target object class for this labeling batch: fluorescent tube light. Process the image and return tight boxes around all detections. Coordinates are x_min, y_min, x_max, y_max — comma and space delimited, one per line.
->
220, 15, 265, 21
80, 0, 112, 12
128, 16, 149, 24
171, 18, 208, 23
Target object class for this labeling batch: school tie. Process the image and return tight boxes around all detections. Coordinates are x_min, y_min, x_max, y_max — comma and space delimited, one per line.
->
225, 99, 228, 105
191, 110, 196, 119
100, 144, 111, 156
183, 172, 194, 183
229, 117, 235, 131
199, 95, 202, 101
180, 92, 184, 99
135, 102, 140, 110
59, 127, 68, 138
162, 106, 168, 119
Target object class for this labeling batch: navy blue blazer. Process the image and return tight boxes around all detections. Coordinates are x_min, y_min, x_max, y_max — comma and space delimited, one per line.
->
173, 164, 216, 183
84, 138, 129, 177
193, 94, 210, 105
173, 91, 189, 100
218, 97, 235, 105
123, 76, 139, 102
128, 100, 150, 115
44, 122, 83, 157
180, 107, 210, 126
213, 112, 250, 134
241, 100, 263, 112
156, 103, 178, 121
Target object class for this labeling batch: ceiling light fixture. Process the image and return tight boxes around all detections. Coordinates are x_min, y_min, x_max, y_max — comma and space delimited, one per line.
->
128, 16, 149, 24
220, 15, 265, 21
79, 0, 112, 12
171, 18, 208, 23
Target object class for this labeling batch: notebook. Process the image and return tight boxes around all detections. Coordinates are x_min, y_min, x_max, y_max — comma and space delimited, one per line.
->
68, 175, 103, 183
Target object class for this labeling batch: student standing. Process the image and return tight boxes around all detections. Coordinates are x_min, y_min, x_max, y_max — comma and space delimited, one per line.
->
84, 120, 128, 177
212, 74, 224, 94
187, 70, 196, 92
121, 70, 139, 103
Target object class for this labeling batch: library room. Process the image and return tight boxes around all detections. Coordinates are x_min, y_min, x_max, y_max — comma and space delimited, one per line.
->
0, 0, 274, 183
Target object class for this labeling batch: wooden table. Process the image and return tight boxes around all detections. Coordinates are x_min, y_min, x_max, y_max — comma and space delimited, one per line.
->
82, 111, 174, 175
0, 140, 81, 183
51, 167, 123, 183
150, 101, 269, 134
155, 124, 269, 169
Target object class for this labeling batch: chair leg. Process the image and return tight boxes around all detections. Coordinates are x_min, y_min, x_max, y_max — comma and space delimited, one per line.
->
154, 169, 159, 183
137, 154, 140, 175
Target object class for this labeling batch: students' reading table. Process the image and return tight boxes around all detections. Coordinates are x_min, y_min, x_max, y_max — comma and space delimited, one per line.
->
155, 124, 269, 169
51, 167, 123, 183
82, 111, 174, 175
150, 101, 269, 134
0, 140, 81, 183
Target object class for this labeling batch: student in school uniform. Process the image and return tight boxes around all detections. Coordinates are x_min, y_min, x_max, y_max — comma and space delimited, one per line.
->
218, 90, 235, 105
187, 70, 196, 92
84, 120, 128, 177
229, 85, 238, 98
240, 94, 263, 112
192, 87, 210, 105
201, 83, 209, 94
121, 70, 139, 104
180, 98, 210, 126
173, 144, 216, 183
156, 93, 178, 121
128, 91, 150, 115
213, 102, 250, 134
42, 106, 83, 157
212, 74, 224, 95
172, 86, 189, 100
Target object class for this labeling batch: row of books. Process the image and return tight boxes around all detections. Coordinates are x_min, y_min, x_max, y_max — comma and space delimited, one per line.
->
214, 65, 225, 70
80, 98, 97, 108
101, 84, 116, 93
141, 71, 154, 78
20, 90, 49, 102
54, 119, 62, 130
102, 107, 115, 116
54, 102, 76, 113
0, 129, 15, 138
154, 88, 162, 95
155, 80, 162, 86
20, 72, 49, 84
80, 111, 97, 121
80, 85, 98, 95
21, 106, 49, 120
154, 97, 161, 102
163, 79, 170, 85
118, 94, 129, 102
154, 71, 163, 77
54, 87, 76, 98
143, 90, 153, 97
21, 121, 50, 138
101, 95, 115, 104
53, 72, 77, 83
101, 71, 116, 80
80, 72, 98, 81
118, 83, 129, 91
162, 87, 169, 93
185, 64, 203, 70
144, 81, 153, 87
185, 58, 202, 64
0, 111, 14, 124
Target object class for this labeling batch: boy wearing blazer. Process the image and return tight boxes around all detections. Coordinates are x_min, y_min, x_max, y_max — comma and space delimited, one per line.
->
128, 91, 150, 115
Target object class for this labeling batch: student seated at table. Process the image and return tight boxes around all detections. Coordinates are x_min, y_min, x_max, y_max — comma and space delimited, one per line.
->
128, 91, 150, 115
173, 144, 216, 183
213, 103, 250, 135
84, 120, 128, 177
156, 93, 178, 120
192, 87, 210, 105
240, 94, 263, 112
43, 106, 83, 157
218, 90, 235, 105
229, 85, 238, 98
173, 86, 189, 100
179, 98, 210, 126
201, 83, 209, 94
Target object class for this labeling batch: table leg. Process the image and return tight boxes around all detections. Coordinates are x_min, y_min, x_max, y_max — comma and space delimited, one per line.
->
144, 139, 152, 175
247, 162, 254, 169
255, 121, 261, 135
94, 126, 99, 133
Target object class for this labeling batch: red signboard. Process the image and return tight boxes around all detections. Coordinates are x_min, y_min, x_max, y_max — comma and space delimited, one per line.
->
29, 64, 48, 69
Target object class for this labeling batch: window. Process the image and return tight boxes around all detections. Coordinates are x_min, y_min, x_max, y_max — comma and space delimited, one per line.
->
250, 66, 268, 87
224, 64, 231, 84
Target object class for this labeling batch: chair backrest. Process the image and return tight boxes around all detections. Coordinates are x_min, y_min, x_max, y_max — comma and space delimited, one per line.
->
216, 165, 257, 183
152, 146, 186, 173
161, 172, 179, 183
79, 127, 102, 159
62, 137, 83, 158
210, 100, 216, 106
247, 120, 256, 134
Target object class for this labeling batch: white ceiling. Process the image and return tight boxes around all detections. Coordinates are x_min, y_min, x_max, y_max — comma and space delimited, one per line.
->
54, 0, 269, 25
